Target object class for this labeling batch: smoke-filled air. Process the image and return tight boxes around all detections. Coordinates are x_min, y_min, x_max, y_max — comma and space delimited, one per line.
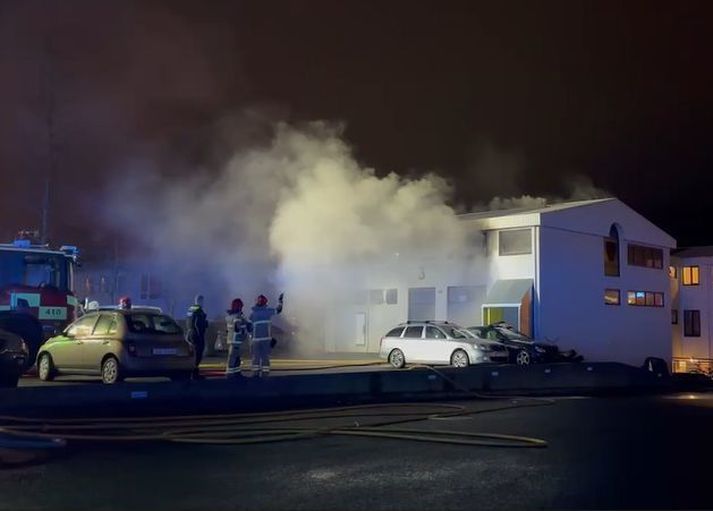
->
106, 122, 476, 355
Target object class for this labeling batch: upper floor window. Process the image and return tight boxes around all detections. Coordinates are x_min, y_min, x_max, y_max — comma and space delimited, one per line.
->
668, 266, 677, 279
684, 310, 701, 337
603, 225, 620, 277
682, 266, 700, 286
627, 244, 663, 269
604, 288, 620, 305
626, 290, 664, 307
499, 229, 532, 256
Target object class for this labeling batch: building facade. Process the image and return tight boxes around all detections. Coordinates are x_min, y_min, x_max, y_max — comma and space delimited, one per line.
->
326, 198, 676, 366
670, 247, 713, 373
77, 198, 680, 366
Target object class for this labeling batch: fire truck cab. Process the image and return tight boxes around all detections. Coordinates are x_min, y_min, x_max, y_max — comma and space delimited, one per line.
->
0, 239, 79, 369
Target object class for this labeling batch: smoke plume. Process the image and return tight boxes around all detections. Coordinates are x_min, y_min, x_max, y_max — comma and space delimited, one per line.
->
107, 122, 470, 354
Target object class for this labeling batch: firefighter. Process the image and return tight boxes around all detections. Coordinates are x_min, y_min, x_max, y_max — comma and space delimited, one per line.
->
249, 293, 284, 377
118, 296, 132, 310
225, 298, 251, 379
186, 294, 209, 379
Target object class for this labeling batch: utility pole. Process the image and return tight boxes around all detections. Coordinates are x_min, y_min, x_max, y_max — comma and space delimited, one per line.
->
41, 33, 56, 246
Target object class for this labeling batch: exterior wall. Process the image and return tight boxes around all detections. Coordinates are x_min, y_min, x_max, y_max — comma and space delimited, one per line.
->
327, 254, 492, 353
538, 224, 672, 366
670, 256, 713, 371
485, 228, 536, 288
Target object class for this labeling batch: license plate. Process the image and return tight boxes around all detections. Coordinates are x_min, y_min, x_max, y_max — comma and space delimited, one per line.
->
152, 348, 177, 356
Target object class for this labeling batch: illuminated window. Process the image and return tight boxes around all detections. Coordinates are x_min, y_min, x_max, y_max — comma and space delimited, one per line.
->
627, 244, 663, 269
668, 266, 677, 279
682, 266, 700, 286
604, 289, 620, 305
672, 309, 678, 325
684, 310, 701, 337
627, 290, 664, 307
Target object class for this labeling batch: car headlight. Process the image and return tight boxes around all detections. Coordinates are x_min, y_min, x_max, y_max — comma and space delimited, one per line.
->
534, 345, 546, 353
475, 343, 491, 351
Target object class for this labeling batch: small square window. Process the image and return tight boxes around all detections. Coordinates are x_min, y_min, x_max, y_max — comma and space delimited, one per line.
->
636, 291, 646, 306
385, 288, 398, 305
654, 292, 664, 307
369, 289, 384, 305
604, 289, 620, 305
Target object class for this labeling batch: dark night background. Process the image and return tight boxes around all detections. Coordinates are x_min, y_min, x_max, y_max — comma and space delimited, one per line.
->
0, 0, 712, 258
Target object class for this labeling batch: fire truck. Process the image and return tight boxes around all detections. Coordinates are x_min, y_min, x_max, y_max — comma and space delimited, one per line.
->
0, 238, 80, 369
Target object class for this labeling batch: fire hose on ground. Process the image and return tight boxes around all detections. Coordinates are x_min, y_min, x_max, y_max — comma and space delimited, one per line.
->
0, 365, 554, 466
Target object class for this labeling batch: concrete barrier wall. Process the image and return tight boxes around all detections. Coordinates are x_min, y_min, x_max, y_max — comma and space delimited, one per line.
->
0, 362, 670, 418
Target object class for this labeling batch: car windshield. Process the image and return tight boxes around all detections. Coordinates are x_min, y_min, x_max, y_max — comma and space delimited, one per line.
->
0, 250, 70, 291
496, 327, 532, 342
455, 328, 477, 339
126, 313, 182, 335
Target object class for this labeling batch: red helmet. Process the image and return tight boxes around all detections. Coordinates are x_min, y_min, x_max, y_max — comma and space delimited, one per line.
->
118, 296, 132, 309
230, 298, 244, 312
256, 294, 268, 306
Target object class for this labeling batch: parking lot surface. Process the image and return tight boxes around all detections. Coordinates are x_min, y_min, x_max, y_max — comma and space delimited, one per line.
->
2, 393, 712, 510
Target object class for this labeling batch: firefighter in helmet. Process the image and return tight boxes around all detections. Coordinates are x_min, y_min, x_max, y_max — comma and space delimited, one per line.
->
225, 298, 251, 379
118, 296, 132, 310
186, 294, 209, 379
249, 293, 283, 377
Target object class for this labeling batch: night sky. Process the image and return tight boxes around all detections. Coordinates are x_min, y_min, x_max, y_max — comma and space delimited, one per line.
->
1, 0, 712, 256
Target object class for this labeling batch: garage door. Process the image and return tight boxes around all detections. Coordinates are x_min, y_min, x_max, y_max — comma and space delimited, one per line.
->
408, 287, 436, 321
447, 285, 486, 326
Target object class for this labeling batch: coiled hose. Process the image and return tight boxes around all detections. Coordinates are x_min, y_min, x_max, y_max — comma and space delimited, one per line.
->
0, 364, 552, 452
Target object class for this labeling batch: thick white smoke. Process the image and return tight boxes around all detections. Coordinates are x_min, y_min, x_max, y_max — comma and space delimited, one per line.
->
107, 122, 470, 354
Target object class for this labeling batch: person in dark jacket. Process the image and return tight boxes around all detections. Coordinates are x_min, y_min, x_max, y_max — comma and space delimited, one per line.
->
249, 293, 283, 377
225, 298, 252, 379
186, 294, 209, 379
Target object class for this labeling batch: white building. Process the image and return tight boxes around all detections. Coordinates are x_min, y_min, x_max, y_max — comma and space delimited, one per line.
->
670, 247, 713, 373
77, 198, 679, 366
329, 198, 676, 366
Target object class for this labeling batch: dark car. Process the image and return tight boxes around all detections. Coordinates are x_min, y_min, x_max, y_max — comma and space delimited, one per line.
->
468, 323, 582, 365
0, 328, 28, 387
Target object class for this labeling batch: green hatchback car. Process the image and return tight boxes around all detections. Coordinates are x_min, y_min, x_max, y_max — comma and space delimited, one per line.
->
36, 309, 195, 384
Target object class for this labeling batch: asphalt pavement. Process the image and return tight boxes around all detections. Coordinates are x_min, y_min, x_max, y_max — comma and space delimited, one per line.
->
2, 393, 713, 510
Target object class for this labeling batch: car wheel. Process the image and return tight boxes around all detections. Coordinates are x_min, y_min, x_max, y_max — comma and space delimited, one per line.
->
38, 353, 56, 381
451, 349, 470, 368
0, 373, 20, 388
388, 349, 405, 369
101, 356, 122, 384
515, 349, 531, 366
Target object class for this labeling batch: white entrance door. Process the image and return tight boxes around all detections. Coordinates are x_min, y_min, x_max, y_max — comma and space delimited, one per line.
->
354, 313, 367, 349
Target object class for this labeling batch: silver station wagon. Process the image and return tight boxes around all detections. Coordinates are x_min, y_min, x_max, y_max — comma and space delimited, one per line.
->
379, 320, 509, 368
